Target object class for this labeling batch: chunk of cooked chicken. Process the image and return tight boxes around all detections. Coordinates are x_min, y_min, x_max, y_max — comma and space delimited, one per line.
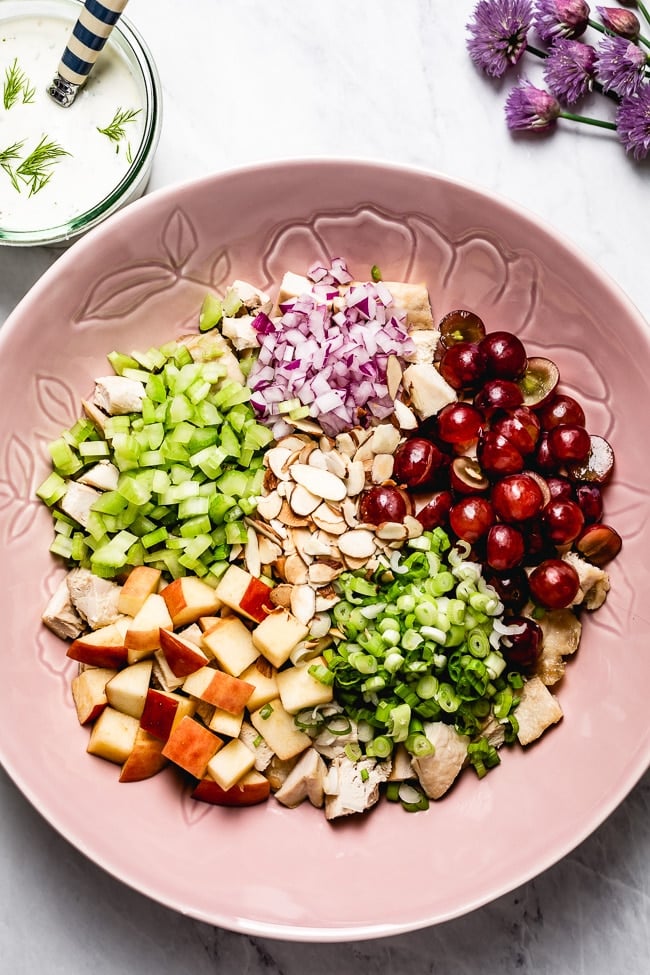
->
323, 755, 390, 820
42, 576, 85, 640
66, 567, 122, 630
403, 328, 440, 365
59, 480, 102, 528
221, 315, 260, 352
93, 376, 146, 415
515, 676, 563, 746
563, 551, 610, 610
231, 279, 272, 314
534, 608, 582, 686
381, 281, 435, 330
77, 461, 120, 492
402, 362, 457, 420
479, 714, 507, 750
274, 747, 327, 808
412, 722, 469, 799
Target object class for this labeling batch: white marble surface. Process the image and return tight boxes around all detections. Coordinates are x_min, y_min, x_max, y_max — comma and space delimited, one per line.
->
1, 0, 649, 969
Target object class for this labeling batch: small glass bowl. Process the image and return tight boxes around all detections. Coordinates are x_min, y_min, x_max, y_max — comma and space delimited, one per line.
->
0, 0, 162, 247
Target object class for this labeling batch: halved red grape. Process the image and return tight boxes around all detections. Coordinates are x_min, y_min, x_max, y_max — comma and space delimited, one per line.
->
529, 559, 580, 609
537, 393, 586, 430
491, 473, 545, 522
415, 491, 453, 530
359, 486, 408, 525
500, 617, 543, 668
547, 424, 591, 463
541, 499, 585, 545
566, 435, 615, 484
475, 379, 524, 413
436, 402, 483, 445
438, 342, 486, 390
492, 406, 540, 455
449, 456, 490, 495
576, 523, 622, 566
485, 568, 530, 613
518, 357, 559, 408
477, 431, 524, 478
479, 331, 527, 380
575, 484, 603, 523
533, 431, 558, 474
486, 523, 525, 570
439, 309, 486, 347
393, 438, 447, 489
449, 496, 495, 543
547, 476, 574, 502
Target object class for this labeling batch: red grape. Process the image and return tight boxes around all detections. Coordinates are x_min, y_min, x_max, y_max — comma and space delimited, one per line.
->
475, 379, 524, 412
538, 393, 585, 431
575, 484, 603, 523
547, 424, 591, 463
501, 617, 543, 668
436, 402, 483, 445
547, 476, 574, 502
393, 438, 447, 489
477, 431, 524, 478
359, 486, 408, 525
449, 456, 489, 495
438, 342, 486, 390
575, 523, 622, 566
449, 496, 495, 543
542, 499, 585, 545
529, 559, 580, 609
491, 473, 545, 522
485, 568, 530, 613
415, 491, 453, 530
479, 331, 527, 380
439, 309, 486, 347
486, 523, 525, 570
492, 406, 540, 455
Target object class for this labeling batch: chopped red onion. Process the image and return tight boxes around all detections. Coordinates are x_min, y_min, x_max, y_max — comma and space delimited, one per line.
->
248, 260, 415, 436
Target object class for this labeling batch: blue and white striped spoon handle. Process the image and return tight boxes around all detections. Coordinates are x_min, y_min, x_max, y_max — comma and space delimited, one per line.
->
48, 0, 130, 107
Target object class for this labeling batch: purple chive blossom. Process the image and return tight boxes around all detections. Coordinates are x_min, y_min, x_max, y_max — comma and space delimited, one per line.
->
533, 0, 590, 41
543, 38, 597, 101
616, 84, 650, 158
597, 6, 641, 38
505, 80, 562, 129
466, 0, 534, 78
595, 35, 648, 95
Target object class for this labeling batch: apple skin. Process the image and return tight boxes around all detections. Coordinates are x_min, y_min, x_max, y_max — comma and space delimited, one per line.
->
158, 627, 208, 678
70, 667, 117, 724
67, 624, 128, 669
161, 715, 223, 778
117, 565, 161, 617
119, 728, 168, 783
191, 770, 270, 807
140, 688, 195, 741
161, 576, 222, 628
239, 578, 273, 624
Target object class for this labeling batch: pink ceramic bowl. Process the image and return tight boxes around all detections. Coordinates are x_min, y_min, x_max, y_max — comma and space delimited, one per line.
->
0, 160, 648, 941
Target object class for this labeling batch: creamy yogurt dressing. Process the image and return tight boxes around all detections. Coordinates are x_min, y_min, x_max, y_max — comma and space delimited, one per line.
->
0, 14, 145, 232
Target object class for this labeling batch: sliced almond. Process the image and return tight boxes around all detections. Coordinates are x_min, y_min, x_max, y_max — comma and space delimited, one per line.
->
244, 526, 261, 578
306, 448, 329, 470
298, 442, 317, 465
370, 423, 401, 455
302, 534, 334, 558
257, 535, 283, 564
245, 517, 283, 544
290, 483, 322, 516
343, 554, 373, 572
386, 354, 403, 400
404, 515, 424, 539
394, 398, 418, 430
371, 453, 395, 484
266, 446, 293, 480
375, 521, 409, 542
338, 529, 377, 560
269, 518, 288, 540
284, 553, 310, 585
276, 434, 311, 452
323, 451, 348, 478
315, 589, 340, 612
290, 463, 347, 502
351, 428, 373, 448
334, 432, 356, 457
277, 500, 310, 528
263, 468, 279, 493
312, 503, 347, 535
345, 460, 366, 497
270, 584, 293, 608
255, 490, 283, 521
309, 560, 344, 585
290, 584, 317, 626
342, 497, 359, 528
292, 418, 323, 435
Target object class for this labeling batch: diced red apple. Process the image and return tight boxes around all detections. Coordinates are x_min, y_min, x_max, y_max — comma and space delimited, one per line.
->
125, 592, 173, 662
139, 688, 196, 741
105, 659, 153, 719
161, 715, 223, 778
87, 706, 140, 764
251, 608, 309, 668
200, 615, 259, 677
159, 627, 209, 677
208, 707, 244, 738
67, 621, 129, 669
70, 667, 118, 724
117, 565, 161, 617
249, 698, 311, 761
206, 738, 256, 792
239, 658, 279, 711
182, 666, 254, 715
191, 769, 270, 807
215, 564, 272, 623
161, 576, 222, 628
119, 727, 169, 783
275, 656, 334, 713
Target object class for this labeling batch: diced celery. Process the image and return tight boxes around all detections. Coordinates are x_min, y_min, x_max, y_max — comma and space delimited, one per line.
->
107, 350, 140, 375
139, 450, 165, 467
78, 440, 110, 458
48, 438, 82, 477
219, 423, 241, 459
180, 516, 211, 538
91, 490, 129, 515
225, 520, 248, 545
178, 495, 210, 519
53, 517, 74, 538
36, 471, 67, 506
199, 293, 224, 333
209, 494, 236, 523
122, 367, 153, 384
222, 287, 242, 317
146, 372, 167, 404
141, 526, 168, 549
216, 470, 249, 498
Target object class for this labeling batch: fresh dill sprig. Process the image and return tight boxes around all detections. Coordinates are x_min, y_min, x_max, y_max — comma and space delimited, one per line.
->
0, 140, 25, 192
97, 107, 141, 153
3, 58, 36, 110
16, 136, 71, 196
